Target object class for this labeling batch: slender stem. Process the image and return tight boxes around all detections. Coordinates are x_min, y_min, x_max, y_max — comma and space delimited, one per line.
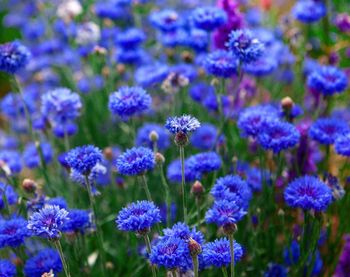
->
195, 197, 201, 227
54, 240, 71, 277
229, 235, 235, 277
64, 130, 70, 152
222, 267, 228, 277
144, 235, 157, 277
84, 175, 106, 276
141, 174, 153, 202
192, 254, 199, 277
159, 164, 171, 227
179, 146, 187, 223
0, 184, 10, 216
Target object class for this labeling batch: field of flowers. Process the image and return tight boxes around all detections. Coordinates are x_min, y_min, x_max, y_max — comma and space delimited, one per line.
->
0, 0, 350, 276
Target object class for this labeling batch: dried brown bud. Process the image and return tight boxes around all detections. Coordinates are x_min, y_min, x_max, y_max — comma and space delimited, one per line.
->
223, 223, 237, 236
188, 238, 202, 256
181, 51, 193, 63
149, 131, 159, 142
116, 64, 126, 75
191, 181, 204, 196
281, 96, 294, 110
174, 132, 189, 147
155, 153, 165, 165
104, 147, 114, 161
22, 178, 37, 193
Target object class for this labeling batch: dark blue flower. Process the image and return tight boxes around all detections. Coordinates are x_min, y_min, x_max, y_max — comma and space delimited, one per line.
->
149, 10, 183, 32
62, 209, 91, 233
237, 105, 279, 137
0, 41, 31, 74
24, 248, 62, 277
189, 83, 215, 103
136, 123, 170, 150
227, 29, 265, 64
135, 64, 169, 87
108, 86, 151, 120
167, 159, 200, 183
0, 259, 16, 277
46, 197, 67, 209
150, 236, 187, 270
191, 7, 227, 31
0, 150, 22, 174
187, 29, 209, 52
165, 115, 200, 134
95, 2, 127, 20
335, 133, 350, 157
257, 120, 300, 153
0, 217, 30, 248
0, 183, 18, 210
284, 175, 333, 211
246, 167, 271, 192
41, 87, 82, 124
23, 142, 53, 169
116, 147, 155, 176
206, 199, 247, 226
190, 123, 218, 150
309, 118, 349, 145
307, 66, 348, 96
115, 48, 147, 65
27, 205, 69, 240
204, 50, 238, 78
115, 28, 145, 48
65, 145, 102, 175
116, 201, 161, 233
243, 56, 277, 76
292, 0, 326, 23
158, 29, 187, 48
264, 263, 287, 277
202, 238, 243, 268
187, 152, 222, 174
211, 175, 252, 208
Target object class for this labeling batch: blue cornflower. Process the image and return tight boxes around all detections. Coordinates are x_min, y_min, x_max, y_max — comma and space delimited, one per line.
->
0, 260, 16, 277
292, 0, 326, 24
191, 7, 227, 32
243, 56, 277, 76
165, 115, 200, 134
149, 10, 183, 32
227, 29, 265, 64
190, 123, 218, 151
0, 183, 18, 209
0, 150, 22, 174
204, 50, 238, 78
189, 83, 215, 103
187, 28, 209, 52
257, 120, 300, 153
187, 152, 222, 174
27, 205, 69, 240
264, 263, 288, 277
135, 64, 169, 87
158, 29, 187, 48
41, 87, 82, 124
246, 167, 271, 192
95, 2, 126, 20
163, 222, 205, 245
284, 175, 333, 211
202, 238, 243, 268
150, 236, 187, 270
62, 209, 91, 233
309, 118, 349, 145
167, 159, 200, 183
115, 48, 147, 65
0, 41, 31, 74
46, 197, 67, 209
211, 175, 252, 207
65, 145, 102, 175
206, 199, 247, 226
0, 217, 30, 248
237, 105, 279, 137
335, 133, 350, 157
307, 66, 348, 96
24, 248, 62, 277
116, 147, 155, 176
115, 28, 146, 48
108, 86, 151, 120
52, 122, 78, 138
136, 123, 170, 150
23, 142, 53, 169
116, 201, 161, 233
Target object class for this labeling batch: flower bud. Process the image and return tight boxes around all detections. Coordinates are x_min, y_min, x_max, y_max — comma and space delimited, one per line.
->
155, 153, 165, 165
149, 131, 159, 142
281, 96, 294, 110
22, 178, 37, 193
104, 147, 114, 161
42, 270, 54, 277
223, 223, 237, 236
188, 238, 202, 257
191, 181, 204, 196
174, 132, 189, 147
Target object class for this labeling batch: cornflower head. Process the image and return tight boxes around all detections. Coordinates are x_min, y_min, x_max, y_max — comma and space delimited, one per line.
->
335, 133, 350, 157
136, 123, 170, 150
61, 209, 91, 234
165, 115, 200, 147
204, 50, 238, 78
191, 6, 227, 32
149, 10, 183, 32
27, 205, 69, 240
309, 118, 349, 145
0, 216, 31, 248
187, 152, 222, 175
24, 248, 62, 277
0, 40, 31, 74
0, 182, 18, 210
292, 0, 326, 24
0, 259, 16, 277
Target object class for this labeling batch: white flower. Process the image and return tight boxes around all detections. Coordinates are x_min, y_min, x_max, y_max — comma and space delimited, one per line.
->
76, 22, 101, 45
57, 0, 83, 19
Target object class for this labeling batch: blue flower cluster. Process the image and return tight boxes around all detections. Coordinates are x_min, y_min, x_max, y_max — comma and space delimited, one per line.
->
0, 41, 31, 74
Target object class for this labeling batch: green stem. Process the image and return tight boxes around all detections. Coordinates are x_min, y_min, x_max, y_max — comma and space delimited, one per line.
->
229, 235, 235, 277
144, 235, 157, 277
179, 146, 187, 223
54, 240, 71, 277
195, 197, 201, 227
222, 267, 229, 277
141, 174, 153, 202
159, 164, 171, 227
192, 254, 199, 277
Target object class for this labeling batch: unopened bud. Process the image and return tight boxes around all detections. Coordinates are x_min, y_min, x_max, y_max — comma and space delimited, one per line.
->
281, 96, 294, 110
181, 51, 193, 63
278, 209, 285, 217
174, 132, 189, 147
149, 131, 159, 142
155, 153, 165, 165
41, 270, 54, 277
22, 178, 37, 193
188, 238, 202, 256
210, 78, 219, 87
223, 223, 238, 235
191, 181, 204, 196
116, 64, 126, 75
104, 147, 114, 161
93, 45, 107, 55
136, 227, 150, 237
